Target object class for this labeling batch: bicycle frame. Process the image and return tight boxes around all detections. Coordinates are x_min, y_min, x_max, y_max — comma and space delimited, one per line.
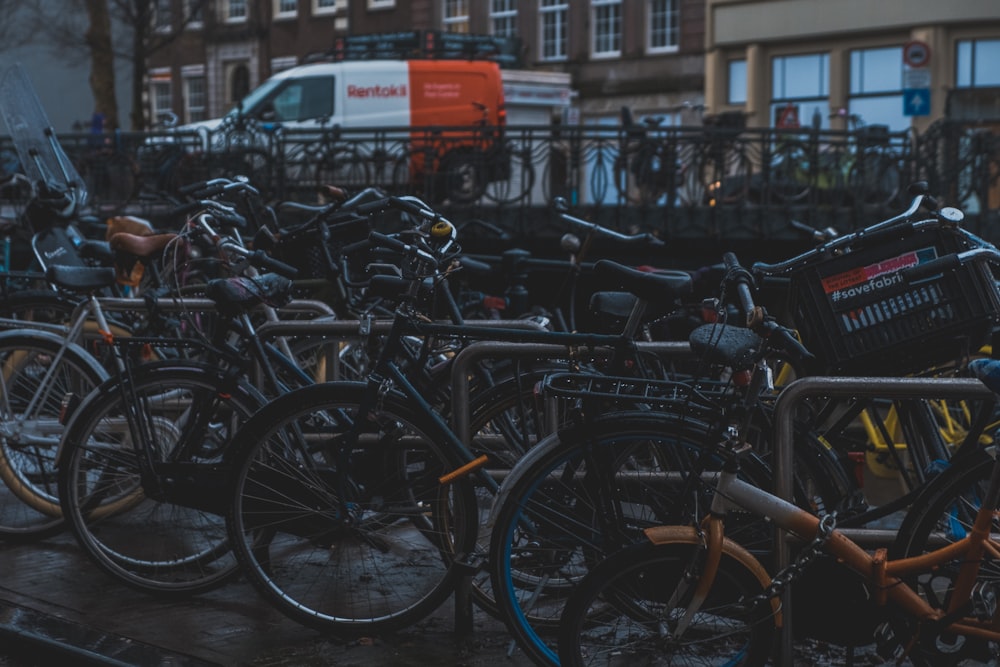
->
672, 445, 1000, 649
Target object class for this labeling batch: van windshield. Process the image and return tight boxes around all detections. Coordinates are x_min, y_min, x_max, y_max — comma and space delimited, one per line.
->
226, 76, 335, 123
226, 78, 284, 119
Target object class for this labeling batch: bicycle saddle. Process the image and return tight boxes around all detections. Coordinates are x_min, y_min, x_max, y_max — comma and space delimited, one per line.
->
593, 259, 693, 305
688, 322, 762, 370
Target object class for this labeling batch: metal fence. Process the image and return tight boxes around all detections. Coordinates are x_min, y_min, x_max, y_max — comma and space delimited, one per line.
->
2, 117, 998, 249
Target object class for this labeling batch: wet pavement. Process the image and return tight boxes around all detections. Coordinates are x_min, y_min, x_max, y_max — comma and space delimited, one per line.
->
0, 530, 534, 666
0, 469, 915, 666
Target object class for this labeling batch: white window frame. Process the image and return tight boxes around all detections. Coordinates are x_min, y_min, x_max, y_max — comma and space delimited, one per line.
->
154, 0, 172, 33
443, 0, 469, 33
184, 73, 207, 123
647, 0, 679, 54
149, 69, 174, 127
314, 0, 338, 14
274, 0, 297, 19
186, 0, 204, 29
490, 0, 517, 38
540, 0, 568, 62
591, 0, 622, 59
226, 0, 248, 23
366, 0, 394, 9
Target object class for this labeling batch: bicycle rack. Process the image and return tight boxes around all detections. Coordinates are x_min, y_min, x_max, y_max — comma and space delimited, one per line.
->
448, 340, 693, 635
772, 376, 997, 665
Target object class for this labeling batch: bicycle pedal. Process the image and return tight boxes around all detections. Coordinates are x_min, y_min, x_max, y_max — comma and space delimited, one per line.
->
453, 553, 485, 575
874, 622, 903, 661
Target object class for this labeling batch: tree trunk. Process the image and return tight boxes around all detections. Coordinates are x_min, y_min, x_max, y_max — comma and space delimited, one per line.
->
84, 0, 118, 131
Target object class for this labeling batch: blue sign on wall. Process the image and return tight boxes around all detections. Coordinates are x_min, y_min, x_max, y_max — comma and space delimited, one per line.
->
903, 88, 931, 116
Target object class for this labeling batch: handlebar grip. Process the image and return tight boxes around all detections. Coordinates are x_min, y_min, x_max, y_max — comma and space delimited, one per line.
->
355, 198, 392, 216
168, 200, 207, 218
368, 231, 410, 254
902, 254, 962, 282
722, 252, 757, 320
250, 250, 299, 279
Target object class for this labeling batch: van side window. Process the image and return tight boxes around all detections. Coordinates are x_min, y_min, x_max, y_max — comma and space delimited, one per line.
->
270, 76, 334, 122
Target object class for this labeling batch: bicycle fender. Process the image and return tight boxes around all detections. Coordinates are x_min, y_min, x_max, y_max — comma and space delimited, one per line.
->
643, 524, 782, 627
0, 328, 109, 383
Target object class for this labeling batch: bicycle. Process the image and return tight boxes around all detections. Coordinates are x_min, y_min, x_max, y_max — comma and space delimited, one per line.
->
612, 107, 687, 208
217, 194, 708, 633
557, 333, 1000, 667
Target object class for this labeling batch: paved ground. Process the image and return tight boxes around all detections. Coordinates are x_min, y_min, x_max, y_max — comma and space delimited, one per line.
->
0, 467, 932, 667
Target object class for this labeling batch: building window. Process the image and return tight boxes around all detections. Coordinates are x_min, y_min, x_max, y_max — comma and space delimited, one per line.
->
150, 78, 174, 127
227, 0, 248, 22
443, 0, 469, 33
540, 0, 568, 61
957, 38, 1000, 87
648, 0, 678, 53
771, 52, 829, 128
185, 76, 207, 123
728, 59, 747, 105
154, 0, 172, 32
366, 0, 394, 9
274, 0, 297, 18
592, 0, 621, 58
849, 46, 906, 131
313, 0, 338, 14
186, 0, 204, 28
490, 0, 517, 38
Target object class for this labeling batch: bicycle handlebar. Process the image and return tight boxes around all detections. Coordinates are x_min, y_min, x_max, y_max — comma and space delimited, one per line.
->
901, 246, 1000, 282
722, 252, 759, 327
753, 191, 947, 276
552, 196, 665, 246
193, 213, 298, 278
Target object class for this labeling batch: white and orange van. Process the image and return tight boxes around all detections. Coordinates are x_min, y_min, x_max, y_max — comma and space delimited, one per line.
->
188, 59, 508, 201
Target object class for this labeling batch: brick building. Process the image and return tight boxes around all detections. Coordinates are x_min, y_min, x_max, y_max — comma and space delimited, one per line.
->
146, 1, 705, 129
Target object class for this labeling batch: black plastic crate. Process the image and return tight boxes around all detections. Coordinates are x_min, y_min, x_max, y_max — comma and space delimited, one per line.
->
786, 226, 1000, 375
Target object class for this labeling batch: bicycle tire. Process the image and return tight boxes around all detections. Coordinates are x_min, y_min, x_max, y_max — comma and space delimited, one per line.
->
0, 331, 108, 541
888, 447, 1000, 665
57, 363, 265, 595
558, 538, 776, 667
225, 381, 479, 634
768, 140, 812, 204
315, 149, 370, 194
488, 411, 778, 666
848, 152, 902, 208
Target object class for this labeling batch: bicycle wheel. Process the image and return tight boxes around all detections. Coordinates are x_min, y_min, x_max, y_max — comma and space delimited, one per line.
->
700, 149, 753, 206
488, 411, 778, 666
848, 151, 902, 207
558, 538, 776, 667
768, 140, 812, 204
315, 149, 370, 194
225, 381, 479, 634
889, 447, 1000, 665
0, 331, 108, 541
57, 363, 265, 595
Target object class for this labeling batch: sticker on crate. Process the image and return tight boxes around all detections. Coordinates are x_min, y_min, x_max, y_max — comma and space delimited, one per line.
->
819, 246, 952, 334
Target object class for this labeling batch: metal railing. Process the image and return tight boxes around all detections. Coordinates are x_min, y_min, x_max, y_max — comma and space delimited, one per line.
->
1, 118, 998, 246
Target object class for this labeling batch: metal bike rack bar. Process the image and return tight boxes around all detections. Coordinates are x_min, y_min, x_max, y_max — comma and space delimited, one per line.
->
447, 339, 692, 636
256, 317, 547, 382
772, 375, 996, 665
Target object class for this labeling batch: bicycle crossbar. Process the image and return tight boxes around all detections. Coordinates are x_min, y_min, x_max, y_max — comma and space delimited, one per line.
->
772, 375, 997, 665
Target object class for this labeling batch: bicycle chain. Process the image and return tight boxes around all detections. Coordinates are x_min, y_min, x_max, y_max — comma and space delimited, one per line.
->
749, 511, 837, 609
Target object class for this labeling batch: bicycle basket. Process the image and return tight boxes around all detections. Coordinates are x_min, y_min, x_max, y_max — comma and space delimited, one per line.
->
786, 225, 1000, 375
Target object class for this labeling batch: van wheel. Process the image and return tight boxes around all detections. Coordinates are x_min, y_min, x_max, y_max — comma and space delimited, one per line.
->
439, 149, 486, 204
